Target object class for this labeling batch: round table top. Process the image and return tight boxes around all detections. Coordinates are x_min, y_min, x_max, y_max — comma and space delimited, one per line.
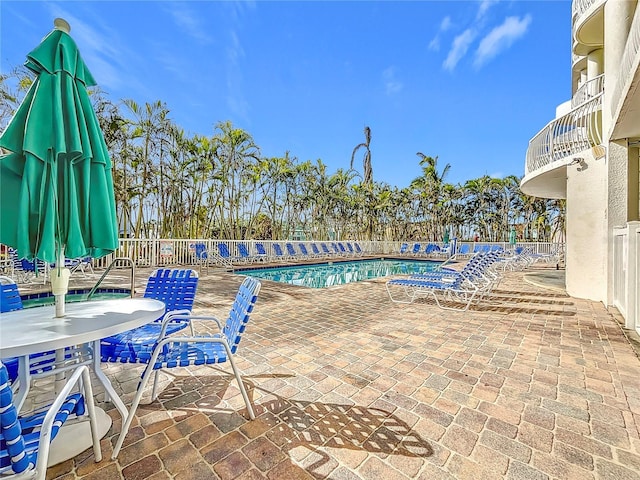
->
0, 298, 165, 357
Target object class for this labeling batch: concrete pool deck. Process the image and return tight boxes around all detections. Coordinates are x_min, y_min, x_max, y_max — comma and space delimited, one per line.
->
17, 263, 640, 479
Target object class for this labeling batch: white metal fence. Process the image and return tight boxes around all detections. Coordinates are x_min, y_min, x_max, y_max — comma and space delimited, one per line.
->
613, 222, 640, 334
93, 239, 564, 269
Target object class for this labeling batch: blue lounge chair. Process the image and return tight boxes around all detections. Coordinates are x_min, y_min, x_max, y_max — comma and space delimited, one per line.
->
237, 243, 252, 262
255, 243, 269, 261
354, 242, 364, 256
457, 244, 471, 258
386, 273, 480, 311
298, 243, 311, 258
273, 243, 287, 261
310, 243, 323, 258
100, 269, 199, 363
218, 242, 232, 261
399, 243, 409, 254
285, 242, 298, 259
0, 361, 102, 480
337, 242, 349, 256
320, 243, 333, 256
411, 243, 422, 255
111, 277, 261, 458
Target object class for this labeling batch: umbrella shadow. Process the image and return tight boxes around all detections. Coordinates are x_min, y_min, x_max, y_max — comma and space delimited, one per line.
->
132, 370, 433, 475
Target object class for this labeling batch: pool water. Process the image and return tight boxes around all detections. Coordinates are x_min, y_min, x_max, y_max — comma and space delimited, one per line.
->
236, 259, 442, 288
21, 290, 131, 308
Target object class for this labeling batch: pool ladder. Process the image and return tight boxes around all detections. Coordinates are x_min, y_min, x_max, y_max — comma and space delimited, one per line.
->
87, 257, 136, 300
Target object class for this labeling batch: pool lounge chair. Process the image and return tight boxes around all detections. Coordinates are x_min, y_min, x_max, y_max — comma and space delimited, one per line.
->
298, 243, 313, 259
236, 243, 253, 263
254, 243, 269, 261
353, 242, 365, 256
386, 273, 480, 311
320, 243, 335, 257
399, 243, 409, 254
285, 242, 299, 259
310, 243, 328, 258
273, 243, 288, 261
111, 277, 261, 459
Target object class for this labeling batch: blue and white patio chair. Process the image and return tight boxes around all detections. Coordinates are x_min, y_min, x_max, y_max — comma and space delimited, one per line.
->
411, 243, 422, 255
399, 243, 409, 254
298, 243, 312, 258
236, 243, 253, 263
320, 243, 334, 257
386, 272, 481, 311
309, 243, 324, 258
254, 243, 269, 261
111, 277, 261, 458
100, 269, 198, 363
456, 244, 472, 258
353, 242, 364, 256
285, 242, 298, 259
272, 243, 287, 261
0, 361, 102, 480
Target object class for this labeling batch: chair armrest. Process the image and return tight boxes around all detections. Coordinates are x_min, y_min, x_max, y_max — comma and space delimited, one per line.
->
158, 313, 224, 339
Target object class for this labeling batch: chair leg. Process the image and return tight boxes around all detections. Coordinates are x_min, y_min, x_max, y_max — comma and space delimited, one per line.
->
151, 370, 161, 401
224, 344, 255, 420
112, 363, 158, 458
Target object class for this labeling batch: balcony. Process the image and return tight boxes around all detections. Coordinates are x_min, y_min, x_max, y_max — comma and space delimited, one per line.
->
572, 0, 604, 56
521, 76, 604, 198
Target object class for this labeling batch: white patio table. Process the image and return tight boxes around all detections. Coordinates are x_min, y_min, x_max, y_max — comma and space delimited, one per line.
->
0, 297, 165, 464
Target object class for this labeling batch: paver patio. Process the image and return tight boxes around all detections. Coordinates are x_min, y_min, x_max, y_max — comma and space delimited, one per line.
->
30, 264, 640, 479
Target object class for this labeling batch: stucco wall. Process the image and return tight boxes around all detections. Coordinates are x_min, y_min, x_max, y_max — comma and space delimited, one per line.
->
566, 152, 608, 302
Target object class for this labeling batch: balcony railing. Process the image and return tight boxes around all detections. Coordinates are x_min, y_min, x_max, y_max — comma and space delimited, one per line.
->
572, 0, 600, 23
525, 93, 603, 175
572, 73, 604, 108
610, 3, 640, 117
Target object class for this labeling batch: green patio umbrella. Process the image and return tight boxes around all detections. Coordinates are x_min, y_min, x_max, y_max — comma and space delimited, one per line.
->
509, 227, 517, 245
0, 19, 118, 315
443, 229, 450, 245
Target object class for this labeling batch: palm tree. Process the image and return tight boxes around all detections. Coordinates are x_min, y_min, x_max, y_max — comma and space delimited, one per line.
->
351, 126, 373, 185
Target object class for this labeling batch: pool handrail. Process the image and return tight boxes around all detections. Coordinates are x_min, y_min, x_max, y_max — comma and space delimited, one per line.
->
87, 257, 135, 300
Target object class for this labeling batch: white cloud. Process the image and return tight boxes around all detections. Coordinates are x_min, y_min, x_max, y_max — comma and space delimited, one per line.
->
428, 16, 452, 52
45, 5, 146, 93
440, 16, 453, 31
474, 15, 532, 68
382, 67, 403, 95
443, 29, 476, 71
477, 0, 500, 20
164, 3, 214, 45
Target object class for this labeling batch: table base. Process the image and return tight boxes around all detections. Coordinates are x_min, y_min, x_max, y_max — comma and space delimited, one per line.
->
48, 407, 111, 466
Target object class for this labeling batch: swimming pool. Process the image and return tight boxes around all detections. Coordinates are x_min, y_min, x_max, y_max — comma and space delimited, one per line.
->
236, 259, 443, 288
21, 288, 132, 308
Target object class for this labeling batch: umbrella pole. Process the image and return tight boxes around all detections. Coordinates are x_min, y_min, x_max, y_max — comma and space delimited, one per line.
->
53, 249, 68, 317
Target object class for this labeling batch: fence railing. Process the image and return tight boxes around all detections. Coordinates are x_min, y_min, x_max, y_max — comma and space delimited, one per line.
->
93, 239, 564, 269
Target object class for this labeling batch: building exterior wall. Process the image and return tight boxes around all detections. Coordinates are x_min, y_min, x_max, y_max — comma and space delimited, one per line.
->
566, 152, 608, 301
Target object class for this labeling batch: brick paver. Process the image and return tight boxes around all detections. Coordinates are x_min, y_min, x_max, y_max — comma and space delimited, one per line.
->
24, 263, 640, 479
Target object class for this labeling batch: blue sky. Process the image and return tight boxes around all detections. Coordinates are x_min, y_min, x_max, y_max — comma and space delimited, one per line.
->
1, 1, 571, 188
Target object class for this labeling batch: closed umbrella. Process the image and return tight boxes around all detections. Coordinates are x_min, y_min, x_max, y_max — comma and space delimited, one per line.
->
509, 227, 517, 245
443, 229, 450, 245
0, 19, 118, 316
